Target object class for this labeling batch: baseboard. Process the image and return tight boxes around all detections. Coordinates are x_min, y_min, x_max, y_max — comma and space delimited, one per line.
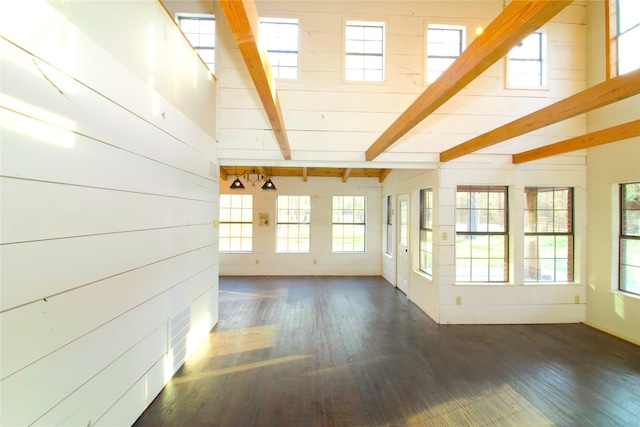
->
583, 321, 640, 346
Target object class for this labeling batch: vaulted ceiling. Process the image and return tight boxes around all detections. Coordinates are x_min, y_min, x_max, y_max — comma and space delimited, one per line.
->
216, 0, 640, 182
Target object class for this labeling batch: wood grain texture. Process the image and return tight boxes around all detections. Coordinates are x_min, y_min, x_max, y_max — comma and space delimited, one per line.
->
220, 165, 391, 181
365, 0, 572, 161
341, 168, 351, 183
218, 0, 292, 160
513, 119, 640, 163
441, 68, 640, 162
134, 277, 640, 427
379, 168, 392, 183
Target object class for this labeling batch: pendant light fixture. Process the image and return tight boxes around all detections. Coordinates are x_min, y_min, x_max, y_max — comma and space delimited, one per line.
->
230, 166, 245, 189
262, 167, 277, 190
262, 177, 277, 190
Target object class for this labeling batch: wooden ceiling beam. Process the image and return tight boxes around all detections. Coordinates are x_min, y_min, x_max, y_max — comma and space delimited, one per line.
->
513, 120, 640, 164
302, 167, 308, 182
218, 0, 292, 160
365, 0, 571, 161
219, 167, 228, 181
379, 169, 392, 183
441, 68, 640, 162
342, 168, 351, 183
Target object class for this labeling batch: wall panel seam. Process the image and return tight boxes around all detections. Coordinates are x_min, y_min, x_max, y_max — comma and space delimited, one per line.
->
1, 223, 214, 246
0, 245, 217, 314
0, 263, 217, 381
0, 175, 217, 204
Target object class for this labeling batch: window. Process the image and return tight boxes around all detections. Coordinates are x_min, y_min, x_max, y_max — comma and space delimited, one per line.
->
426, 25, 464, 83
620, 182, 640, 294
524, 187, 574, 282
177, 14, 215, 72
332, 196, 366, 252
386, 195, 393, 255
345, 21, 384, 81
219, 194, 252, 252
506, 31, 546, 88
608, 0, 640, 77
276, 195, 310, 252
456, 186, 508, 282
420, 188, 434, 275
260, 18, 299, 79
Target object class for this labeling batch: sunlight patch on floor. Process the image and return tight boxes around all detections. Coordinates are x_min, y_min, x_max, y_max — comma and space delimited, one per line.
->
172, 355, 313, 382
219, 289, 288, 301
406, 384, 553, 426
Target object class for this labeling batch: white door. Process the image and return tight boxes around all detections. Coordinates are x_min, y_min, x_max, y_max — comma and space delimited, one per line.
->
396, 194, 409, 295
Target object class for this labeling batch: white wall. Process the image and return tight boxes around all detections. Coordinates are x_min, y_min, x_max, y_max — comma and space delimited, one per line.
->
220, 176, 382, 276
0, 1, 219, 425
382, 169, 441, 322
215, 0, 587, 165
583, 2, 640, 345
383, 158, 588, 325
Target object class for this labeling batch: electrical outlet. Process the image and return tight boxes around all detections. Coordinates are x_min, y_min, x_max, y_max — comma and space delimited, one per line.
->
255, 259, 259, 265
313, 259, 317, 264
213, 219, 219, 228
442, 232, 448, 241
574, 295, 580, 304
456, 296, 462, 305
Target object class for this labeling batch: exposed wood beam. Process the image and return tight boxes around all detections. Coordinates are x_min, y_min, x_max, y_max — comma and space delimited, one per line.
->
365, 0, 571, 161
220, 167, 228, 181
379, 169, 392, 183
342, 168, 351, 183
302, 167, 308, 182
218, 0, 292, 160
513, 120, 640, 164
441, 69, 640, 162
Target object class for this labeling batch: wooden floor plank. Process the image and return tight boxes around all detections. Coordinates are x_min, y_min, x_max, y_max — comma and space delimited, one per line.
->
134, 276, 640, 426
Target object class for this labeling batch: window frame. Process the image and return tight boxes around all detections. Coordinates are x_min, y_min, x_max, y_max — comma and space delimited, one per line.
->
176, 13, 215, 73
344, 20, 386, 82
523, 187, 574, 283
455, 186, 509, 283
332, 195, 367, 253
619, 182, 640, 295
219, 194, 253, 253
276, 195, 311, 253
259, 17, 300, 79
419, 188, 434, 276
425, 24, 465, 84
506, 29, 547, 89
606, 0, 640, 78
385, 195, 393, 256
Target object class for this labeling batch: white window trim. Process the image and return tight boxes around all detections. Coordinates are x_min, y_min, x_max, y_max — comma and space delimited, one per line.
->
175, 13, 215, 73
424, 23, 466, 86
275, 195, 311, 253
259, 16, 301, 81
342, 17, 388, 85
332, 195, 367, 253
454, 185, 511, 285
219, 194, 253, 253
505, 28, 548, 90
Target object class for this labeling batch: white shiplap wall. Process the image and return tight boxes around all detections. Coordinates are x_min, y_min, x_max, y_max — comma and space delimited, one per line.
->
215, 0, 586, 165
583, 2, 640, 345
0, 1, 219, 425
219, 176, 382, 276
382, 158, 587, 325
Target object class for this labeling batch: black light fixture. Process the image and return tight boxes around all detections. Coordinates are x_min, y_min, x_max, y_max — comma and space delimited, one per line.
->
230, 166, 245, 189
262, 177, 277, 190
261, 167, 277, 190
229, 167, 277, 190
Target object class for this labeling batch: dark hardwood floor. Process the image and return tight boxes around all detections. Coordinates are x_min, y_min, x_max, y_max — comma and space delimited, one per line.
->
134, 276, 640, 426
